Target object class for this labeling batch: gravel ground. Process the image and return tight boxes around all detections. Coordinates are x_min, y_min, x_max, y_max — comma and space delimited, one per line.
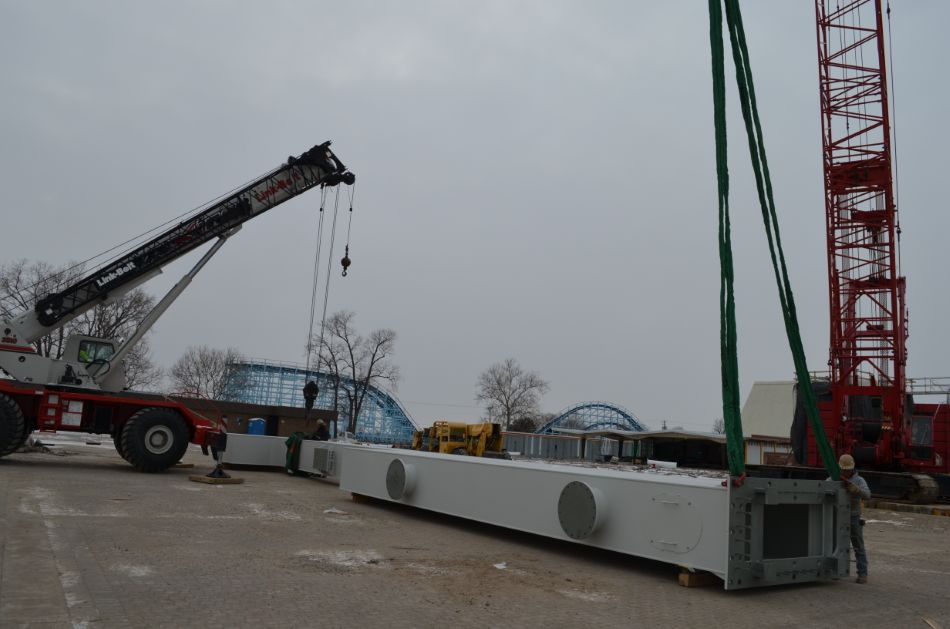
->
2, 438, 949, 629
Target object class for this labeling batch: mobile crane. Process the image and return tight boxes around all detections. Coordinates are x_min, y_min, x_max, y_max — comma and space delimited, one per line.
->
783, 1, 948, 500
0, 141, 354, 472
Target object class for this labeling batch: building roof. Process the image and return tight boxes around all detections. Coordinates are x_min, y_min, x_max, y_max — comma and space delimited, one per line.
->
549, 427, 727, 444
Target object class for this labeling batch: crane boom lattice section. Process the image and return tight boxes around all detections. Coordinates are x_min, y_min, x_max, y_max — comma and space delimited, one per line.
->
816, 0, 905, 407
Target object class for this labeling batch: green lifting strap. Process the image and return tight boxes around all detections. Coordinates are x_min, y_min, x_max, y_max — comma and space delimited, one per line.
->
709, 0, 840, 481
709, 0, 744, 477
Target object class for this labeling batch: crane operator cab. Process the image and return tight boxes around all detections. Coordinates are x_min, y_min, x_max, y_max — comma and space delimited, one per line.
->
59, 335, 120, 387
72, 338, 115, 365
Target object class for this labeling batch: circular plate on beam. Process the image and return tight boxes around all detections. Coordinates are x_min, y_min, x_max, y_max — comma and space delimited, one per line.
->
558, 481, 607, 539
386, 458, 416, 500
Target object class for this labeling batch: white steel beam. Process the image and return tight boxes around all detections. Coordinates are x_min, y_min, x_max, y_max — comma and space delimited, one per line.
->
216, 436, 851, 589
221, 434, 288, 468
334, 444, 851, 590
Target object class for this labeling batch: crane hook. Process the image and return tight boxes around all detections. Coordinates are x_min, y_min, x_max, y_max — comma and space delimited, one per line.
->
340, 245, 351, 277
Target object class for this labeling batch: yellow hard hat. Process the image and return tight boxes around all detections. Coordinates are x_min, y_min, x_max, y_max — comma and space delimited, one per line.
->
838, 453, 855, 470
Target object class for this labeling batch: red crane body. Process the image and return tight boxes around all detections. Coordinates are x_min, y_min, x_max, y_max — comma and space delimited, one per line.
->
811, 0, 949, 477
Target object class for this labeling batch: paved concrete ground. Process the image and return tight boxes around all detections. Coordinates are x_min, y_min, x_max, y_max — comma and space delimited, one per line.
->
2, 439, 950, 629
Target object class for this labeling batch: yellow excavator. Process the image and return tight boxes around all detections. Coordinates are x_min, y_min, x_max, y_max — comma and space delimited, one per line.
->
411, 421, 506, 457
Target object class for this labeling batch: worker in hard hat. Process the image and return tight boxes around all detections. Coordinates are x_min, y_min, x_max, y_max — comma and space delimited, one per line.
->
837, 453, 871, 583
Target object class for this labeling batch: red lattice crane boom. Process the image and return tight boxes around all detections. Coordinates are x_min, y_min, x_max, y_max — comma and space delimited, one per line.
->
812, 1, 948, 481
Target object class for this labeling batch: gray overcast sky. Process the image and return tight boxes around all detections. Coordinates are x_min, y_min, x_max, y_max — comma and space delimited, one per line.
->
2, 2, 948, 430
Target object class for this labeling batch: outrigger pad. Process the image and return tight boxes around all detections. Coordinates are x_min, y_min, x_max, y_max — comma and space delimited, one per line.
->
189, 474, 244, 485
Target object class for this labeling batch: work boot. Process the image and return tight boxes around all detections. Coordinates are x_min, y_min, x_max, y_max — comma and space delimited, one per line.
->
855, 575, 867, 584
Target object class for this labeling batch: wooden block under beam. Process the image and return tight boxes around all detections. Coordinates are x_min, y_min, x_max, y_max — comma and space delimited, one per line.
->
678, 570, 722, 588
189, 475, 245, 485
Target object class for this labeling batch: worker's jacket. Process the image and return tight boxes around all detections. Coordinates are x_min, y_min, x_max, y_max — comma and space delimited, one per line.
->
827, 472, 871, 514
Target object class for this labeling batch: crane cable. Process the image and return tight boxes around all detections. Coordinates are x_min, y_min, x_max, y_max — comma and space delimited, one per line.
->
303, 187, 329, 379
709, 0, 840, 481
316, 188, 343, 360
341, 185, 356, 276
886, 0, 903, 273
301, 186, 344, 416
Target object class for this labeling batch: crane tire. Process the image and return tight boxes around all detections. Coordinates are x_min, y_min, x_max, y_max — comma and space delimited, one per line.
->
121, 407, 189, 473
112, 428, 132, 462
0, 393, 28, 458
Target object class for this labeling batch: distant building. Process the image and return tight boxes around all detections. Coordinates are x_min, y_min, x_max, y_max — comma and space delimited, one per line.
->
514, 382, 798, 468
740, 381, 795, 465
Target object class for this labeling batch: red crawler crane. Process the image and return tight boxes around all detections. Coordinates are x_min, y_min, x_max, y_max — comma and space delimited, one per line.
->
805, 0, 948, 498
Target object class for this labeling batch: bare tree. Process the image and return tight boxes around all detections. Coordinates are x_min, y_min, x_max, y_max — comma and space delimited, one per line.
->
314, 333, 346, 434
309, 311, 399, 434
0, 259, 162, 390
0, 259, 84, 358
712, 418, 726, 434
508, 411, 555, 433
475, 358, 549, 431
508, 417, 537, 432
554, 413, 588, 431
169, 345, 245, 399
121, 339, 165, 391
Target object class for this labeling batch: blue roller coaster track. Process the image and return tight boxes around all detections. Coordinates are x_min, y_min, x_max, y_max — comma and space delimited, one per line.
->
536, 401, 647, 434
222, 359, 419, 444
